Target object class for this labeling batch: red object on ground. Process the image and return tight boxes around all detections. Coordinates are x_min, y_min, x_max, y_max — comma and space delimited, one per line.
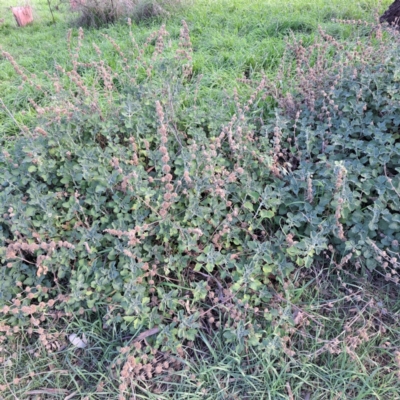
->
12, 6, 33, 27
70, 0, 85, 10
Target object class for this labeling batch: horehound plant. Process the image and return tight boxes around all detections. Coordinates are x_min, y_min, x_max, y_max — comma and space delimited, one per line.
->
1, 20, 400, 393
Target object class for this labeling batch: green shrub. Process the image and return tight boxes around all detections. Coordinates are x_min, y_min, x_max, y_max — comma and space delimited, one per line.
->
71, 0, 174, 28
1, 22, 400, 354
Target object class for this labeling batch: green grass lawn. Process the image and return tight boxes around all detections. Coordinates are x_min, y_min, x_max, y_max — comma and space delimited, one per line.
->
1, 1, 400, 399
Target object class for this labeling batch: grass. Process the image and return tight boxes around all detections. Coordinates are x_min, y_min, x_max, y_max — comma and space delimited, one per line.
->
0, 0, 392, 137
1, 0, 400, 399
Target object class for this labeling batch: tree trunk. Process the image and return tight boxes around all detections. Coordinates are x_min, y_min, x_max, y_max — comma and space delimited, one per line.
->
380, 0, 400, 25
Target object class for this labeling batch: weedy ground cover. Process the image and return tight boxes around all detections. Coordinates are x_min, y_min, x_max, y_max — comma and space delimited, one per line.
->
1, 1, 400, 399
0, 0, 389, 136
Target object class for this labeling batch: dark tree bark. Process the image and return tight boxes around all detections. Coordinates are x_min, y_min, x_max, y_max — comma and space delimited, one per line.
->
380, 0, 400, 25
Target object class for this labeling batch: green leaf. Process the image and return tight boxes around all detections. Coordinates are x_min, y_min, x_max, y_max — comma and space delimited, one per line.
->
205, 263, 214, 272
25, 207, 36, 217
95, 185, 106, 193
243, 201, 254, 211
260, 210, 274, 219
263, 265, 273, 275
